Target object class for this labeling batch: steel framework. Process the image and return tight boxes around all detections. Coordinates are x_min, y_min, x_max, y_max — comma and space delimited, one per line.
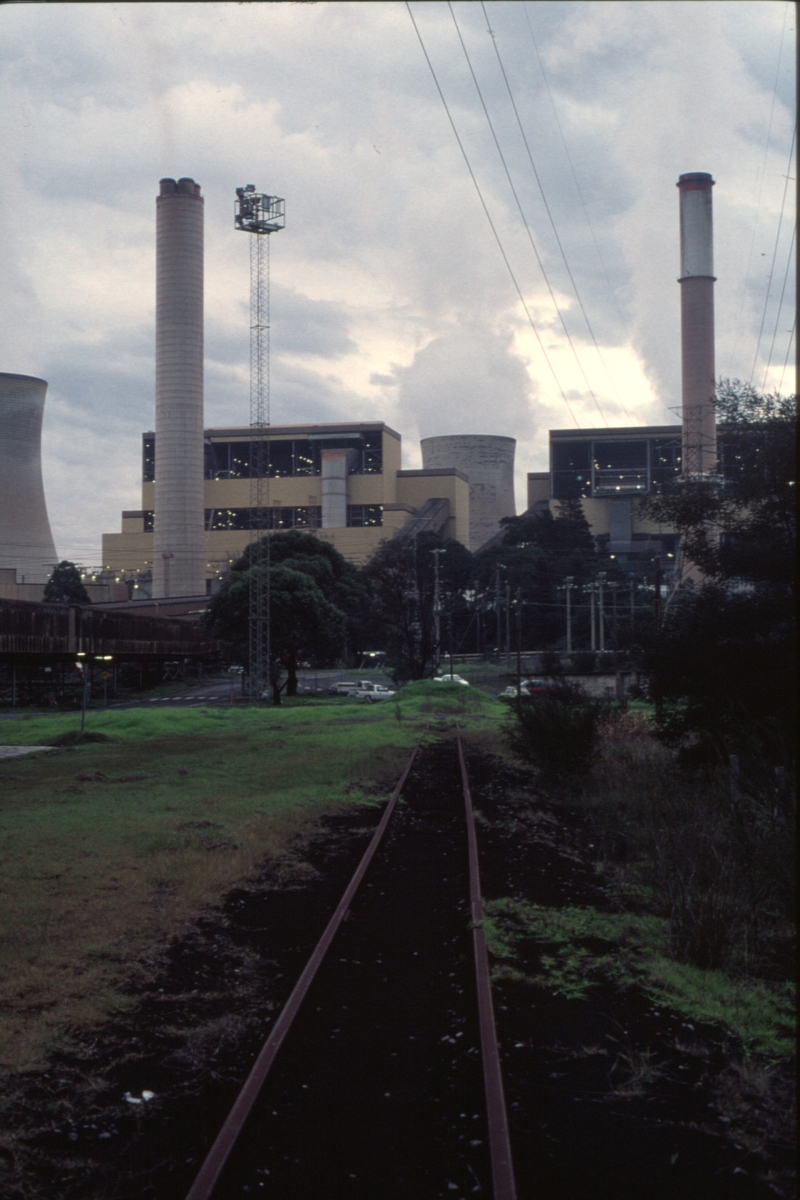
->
235, 187, 284, 699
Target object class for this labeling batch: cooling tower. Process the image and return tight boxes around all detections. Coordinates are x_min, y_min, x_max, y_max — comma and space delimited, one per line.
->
0, 373, 58, 584
677, 172, 717, 478
420, 435, 516, 551
152, 177, 206, 598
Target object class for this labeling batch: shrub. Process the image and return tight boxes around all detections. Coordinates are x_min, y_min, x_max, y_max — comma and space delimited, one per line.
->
505, 683, 603, 785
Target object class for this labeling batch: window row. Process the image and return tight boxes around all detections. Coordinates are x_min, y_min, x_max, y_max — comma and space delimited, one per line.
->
551, 438, 682, 500
142, 435, 383, 482
141, 506, 384, 532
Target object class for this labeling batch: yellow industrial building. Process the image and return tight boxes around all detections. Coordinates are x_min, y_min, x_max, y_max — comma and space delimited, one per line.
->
102, 421, 471, 591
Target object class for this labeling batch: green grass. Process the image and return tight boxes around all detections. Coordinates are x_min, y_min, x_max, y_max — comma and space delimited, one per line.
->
0, 702, 426, 1072
483, 899, 796, 1057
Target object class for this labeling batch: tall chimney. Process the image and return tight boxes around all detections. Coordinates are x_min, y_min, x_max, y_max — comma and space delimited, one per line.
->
677, 172, 717, 478
152, 177, 206, 598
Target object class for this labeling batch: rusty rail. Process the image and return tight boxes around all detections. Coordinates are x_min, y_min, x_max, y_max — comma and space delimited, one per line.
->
458, 729, 518, 1200
184, 739, 421, 1200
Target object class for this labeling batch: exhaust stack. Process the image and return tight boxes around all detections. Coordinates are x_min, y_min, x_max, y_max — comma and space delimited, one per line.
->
677, 172, 717, 478
152, 177, 206, 598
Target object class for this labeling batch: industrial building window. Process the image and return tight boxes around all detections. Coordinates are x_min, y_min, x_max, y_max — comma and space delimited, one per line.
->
143, 510, 154, 531
593, 439, 648, 496
143, 437, 155, 483
651, 438, 682, 492
363, 433, 383, 474
204, 507, 322, 531
551, 440, 591, 499
347, 505, 383, 527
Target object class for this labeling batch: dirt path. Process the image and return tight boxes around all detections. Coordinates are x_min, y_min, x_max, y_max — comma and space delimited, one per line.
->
0, 741, 792, 1199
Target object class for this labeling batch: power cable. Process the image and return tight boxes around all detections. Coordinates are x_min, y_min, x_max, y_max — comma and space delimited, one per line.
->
447, 1, 609, 427
777, 315, 795, 395
484, 0, 629, 419
405, 1, 580, 427
521, 1, 632, 349
727, 0, 790, 375
749, 120, 797, 384
761, 220, 796, 392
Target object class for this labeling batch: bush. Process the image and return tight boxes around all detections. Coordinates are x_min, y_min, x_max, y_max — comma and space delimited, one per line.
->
588, 718, 796, 975
505, 683, 603, 785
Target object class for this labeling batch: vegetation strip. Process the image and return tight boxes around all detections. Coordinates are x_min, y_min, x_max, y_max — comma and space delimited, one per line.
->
483, 899, 795, 1058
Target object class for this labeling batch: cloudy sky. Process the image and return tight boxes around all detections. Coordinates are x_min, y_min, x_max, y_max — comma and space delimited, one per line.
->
0, 0, 795, 565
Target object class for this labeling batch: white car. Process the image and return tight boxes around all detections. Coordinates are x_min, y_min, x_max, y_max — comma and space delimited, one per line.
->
353, 683, 396, 702
432, 674, 470, 686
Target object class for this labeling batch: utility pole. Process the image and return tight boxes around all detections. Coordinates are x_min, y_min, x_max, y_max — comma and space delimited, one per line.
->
515, 588, 522, 697
610, 581, 619, 648
590, 581, 596, 651
505, 579, 511, 668
431, 548, 446, 669
494, 565, 501, 663
653, 557, 662, 630
564, 576, 574, 655
597, 571, 606, 653
630, 574, 636, 635
235, 185, 284, 701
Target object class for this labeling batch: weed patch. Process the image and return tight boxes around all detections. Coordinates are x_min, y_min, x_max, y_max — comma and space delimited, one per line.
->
484, 899, 795, 1056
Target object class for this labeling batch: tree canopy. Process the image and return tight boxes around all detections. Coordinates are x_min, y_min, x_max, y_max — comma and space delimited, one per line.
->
204, 533, 350, 698
640, 380, 796, 590
43, 561, 91, 605
638, 381, 797, 764
360, 531, 474, 681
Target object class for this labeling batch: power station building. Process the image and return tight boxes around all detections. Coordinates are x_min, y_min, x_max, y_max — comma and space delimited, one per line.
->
101, 421, 492, 589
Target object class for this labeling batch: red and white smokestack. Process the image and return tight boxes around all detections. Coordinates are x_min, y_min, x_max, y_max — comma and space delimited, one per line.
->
677, 172, 717, 478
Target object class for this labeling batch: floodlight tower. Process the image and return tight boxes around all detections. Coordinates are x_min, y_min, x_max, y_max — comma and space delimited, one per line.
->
235, 185, 285, 699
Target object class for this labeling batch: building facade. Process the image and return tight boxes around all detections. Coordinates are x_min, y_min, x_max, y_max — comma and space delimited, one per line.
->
102, 421, 470, 591
528, 422, 747, 569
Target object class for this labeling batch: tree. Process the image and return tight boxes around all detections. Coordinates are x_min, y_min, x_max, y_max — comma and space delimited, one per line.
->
204, 561, 346, 701
229, 530, 370, 667
637, 381, 796, 763
360, 532, 474, 681
43, 561, 91, 604
639, 380, 796, 590
474, 500, 600, 651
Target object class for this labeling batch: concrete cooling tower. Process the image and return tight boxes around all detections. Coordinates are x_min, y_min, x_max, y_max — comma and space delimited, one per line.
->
152, 177, 206, 598
420, 435, 516, 551
0, 372, 58, 584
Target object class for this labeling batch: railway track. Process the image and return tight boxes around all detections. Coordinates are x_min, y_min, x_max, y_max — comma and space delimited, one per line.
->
185, 734, 517, 1200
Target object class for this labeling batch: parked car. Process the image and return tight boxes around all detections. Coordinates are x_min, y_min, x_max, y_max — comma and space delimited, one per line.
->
432, 674, 470, 686
498, 679, 562, 700
329, 679, 373, 696
353, 682, 396, 702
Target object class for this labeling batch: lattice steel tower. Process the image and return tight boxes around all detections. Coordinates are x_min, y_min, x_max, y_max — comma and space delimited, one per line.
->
235, 186, 285, 699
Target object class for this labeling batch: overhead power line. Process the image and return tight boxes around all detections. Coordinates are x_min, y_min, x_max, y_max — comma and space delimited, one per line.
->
405, 1, 580, 427
749, 120, 797, 385
761, 220, 796, 392
481, 1, 629, 419
447, 2, 609, 427
521, 1, 632, 350
728, 0, 791, 377
777, 315, 795, 396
